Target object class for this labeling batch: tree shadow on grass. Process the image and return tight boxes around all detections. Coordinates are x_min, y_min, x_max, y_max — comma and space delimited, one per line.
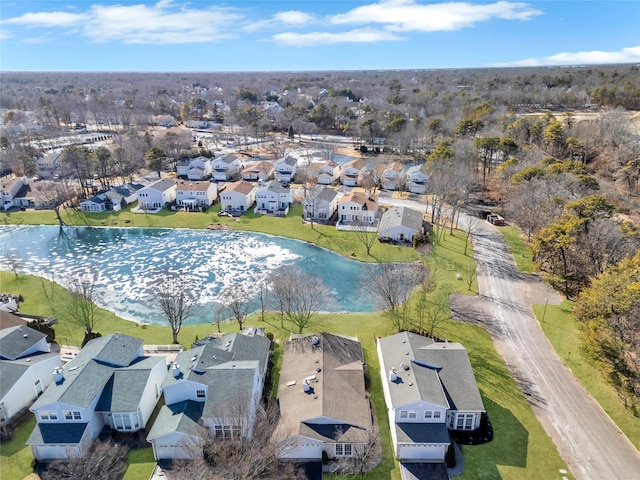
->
461, 395, 529, 479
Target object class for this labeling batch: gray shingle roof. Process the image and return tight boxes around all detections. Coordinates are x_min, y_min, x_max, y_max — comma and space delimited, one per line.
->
378, 206, 424, 235
0, 325, 46, 360
378, 332, 484, 412
147, 400, 205, 440
395, 422, 450, 444
148, 179, 177, 193
27, 422, 89, 445
0, 353, 60, 398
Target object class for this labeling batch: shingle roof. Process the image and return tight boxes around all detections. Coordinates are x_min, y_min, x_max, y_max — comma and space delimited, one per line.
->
225, 180, 256, 195
147, 179, 176, 193
0, 353, 60, 398
27, 422, 89, 445
176, 180, 213, 192
147, 400, 205, 440
378, 206, 424, 234
275, 333, 372, 443
338, 191, 378, 210
0, 325, 46, 360
378, 332, 484, 412
395, 422, 450, 444
215, 154, 239, 165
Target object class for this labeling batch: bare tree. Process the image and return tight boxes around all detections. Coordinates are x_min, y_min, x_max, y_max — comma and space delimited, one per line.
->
268, 265, 331, 333
463, 214, 481, 256
2, 252, 24, 279
42, 439, 127, 480
59, 271, 101, 345
218, 281, 252, 331
366, 263, 429, 331
153, 272, 197, 344
352, 220, 379, 256
332, 427, 382, 479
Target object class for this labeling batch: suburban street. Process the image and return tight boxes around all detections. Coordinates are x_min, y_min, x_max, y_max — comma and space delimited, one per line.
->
378, 193, 640, 480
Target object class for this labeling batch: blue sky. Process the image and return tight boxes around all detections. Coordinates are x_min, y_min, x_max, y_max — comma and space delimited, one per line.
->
1, 0, 639, 71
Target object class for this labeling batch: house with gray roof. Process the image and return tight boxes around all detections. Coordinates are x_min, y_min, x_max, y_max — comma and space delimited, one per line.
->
212, 154, 241, 182
378, 206, 426, 244
0, 324, 61, 425
405, 165, 429, 194
303, 185, 339, 224
137, 178, 177, 211
27, 333, 166, 461
79, 193, 108, 213
273, 333, 376, 464
254, 180, 291, 217
377, 332, 485, 463
147, 332, 271, 461
274, 156, 299, 183
105, 182, 144, 211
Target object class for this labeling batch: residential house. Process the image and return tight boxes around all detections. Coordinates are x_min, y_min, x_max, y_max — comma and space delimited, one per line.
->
242, 161, 274, 182
13, 179, 76, 210
147, 332, 271, 460
212, 154, 241, 182
177, 156, 213, 181
310, 161, 341, 185
274, 333, 375, 463
219, 180, 256, 214
105, 183, 144, 211
27, 333, 166, 460
149, 115, 176, 127
137, 179, 177, 211
0, 174, 24, 210
0, 322, 61, 425
274, 156, 298, 183
405, 165, 429, 194
36, 151, 61, 178
254, 181, 291, 217
378, 206, 425, 244
337, 191, 379, 227
262, 101, 283, 120
79, 193, 108, 213
303, 185, 339, 224
340, 159, 370, 187
175, 180, 217, 210
377, 332, 486, 463
380, 162, 405, 191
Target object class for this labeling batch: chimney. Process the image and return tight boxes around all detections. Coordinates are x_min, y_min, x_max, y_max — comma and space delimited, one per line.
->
389, 369, 397, 382
303, 380, 311, 393
53, 366, 64, 384
172, 363, 181, 378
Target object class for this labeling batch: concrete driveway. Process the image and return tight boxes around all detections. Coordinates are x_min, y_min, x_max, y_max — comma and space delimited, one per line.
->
377, 195, 640, 479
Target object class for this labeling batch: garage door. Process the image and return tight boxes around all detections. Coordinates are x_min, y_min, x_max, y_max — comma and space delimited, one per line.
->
398, 443, 446, 462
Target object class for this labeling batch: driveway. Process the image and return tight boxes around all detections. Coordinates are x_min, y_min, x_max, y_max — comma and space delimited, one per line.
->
376, 195, 640, 479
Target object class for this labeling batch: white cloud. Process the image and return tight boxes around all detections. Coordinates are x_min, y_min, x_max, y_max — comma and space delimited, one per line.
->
3, 11, 88, 27
330, 0, 541, 32
23, 36, 53, 44
2, 1, 242, 45
243, 10, 314, 32
272, 28, 403, 47
494, 46, 640, 67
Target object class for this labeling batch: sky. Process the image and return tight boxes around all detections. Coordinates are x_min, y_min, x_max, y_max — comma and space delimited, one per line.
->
0, 0, 639, 72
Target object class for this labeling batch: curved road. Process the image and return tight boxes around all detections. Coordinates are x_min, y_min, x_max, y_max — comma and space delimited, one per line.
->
379, 193, 640, 480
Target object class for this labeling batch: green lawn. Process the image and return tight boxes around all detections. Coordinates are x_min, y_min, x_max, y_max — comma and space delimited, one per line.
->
497, 225, 534, 274
0, 415, 36, 480
0, 209, 572, 480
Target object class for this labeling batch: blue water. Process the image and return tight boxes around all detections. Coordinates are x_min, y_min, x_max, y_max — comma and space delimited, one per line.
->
0, 225, 376, 325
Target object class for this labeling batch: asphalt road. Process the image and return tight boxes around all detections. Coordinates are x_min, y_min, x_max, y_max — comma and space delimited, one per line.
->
378, 193, 640, 480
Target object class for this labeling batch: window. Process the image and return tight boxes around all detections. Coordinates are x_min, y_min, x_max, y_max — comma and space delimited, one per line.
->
73, 411, 82, 420
399, 410, 408, 419
456, 413, 475, 431
434, 411, 441, 419
196, 389, 206, 398
424, 411, 432, 419
408, 411, 417, 419
40, 411, 57, 420
214, 425, 224, 438
335, 443, 353, 457
64, 411, 72, 420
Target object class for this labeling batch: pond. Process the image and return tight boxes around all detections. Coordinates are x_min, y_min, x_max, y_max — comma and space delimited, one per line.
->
0, 225, 377, 325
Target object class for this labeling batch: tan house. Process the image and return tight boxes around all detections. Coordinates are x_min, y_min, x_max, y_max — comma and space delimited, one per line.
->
337, 191, 379, 228
219, 180, 256, 214
175, 180, 217, 210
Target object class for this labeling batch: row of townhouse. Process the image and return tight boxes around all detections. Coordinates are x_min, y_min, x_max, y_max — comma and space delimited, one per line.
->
3, 314, 486, 471
0, 174, 75, 211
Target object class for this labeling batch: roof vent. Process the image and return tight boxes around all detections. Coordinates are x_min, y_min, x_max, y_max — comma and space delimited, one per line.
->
23, 334, 28, 338
311, 336, 319, 346
389, 369, 397, 382
53, 366, 64, 384
172, 363, 181, 378
303, 380, 311, 393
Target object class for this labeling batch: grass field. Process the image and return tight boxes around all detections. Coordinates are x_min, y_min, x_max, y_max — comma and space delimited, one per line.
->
0, 209, 571, 480
496, 225, 534, 274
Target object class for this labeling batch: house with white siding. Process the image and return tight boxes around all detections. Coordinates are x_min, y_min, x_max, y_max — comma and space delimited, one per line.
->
137, 179, 176, 211
377, 332, 485, 463
79, 194, 108, 213
274, 333, 376, 464
147, 333, 271, 460
0, 322, 61, 425
405, 165, 429, 194
340, 159, 370, 187
303, 185, 339, 224
105, 183, 144, 211
378, 206, 425, 244
27, 333, 166, 461
337, 191, 379, 228
36, 151, 61, 178
212, 154, 241, 182
0, 174, 25, 210
176, 156, 213, 181
254, 181, 291, 217
242, 161, 274, 182
175, 180, 217, 210
274, 156, 298, 183
219, 180, 256, 215
310, 161, 341, 185
380, 162, 406, 191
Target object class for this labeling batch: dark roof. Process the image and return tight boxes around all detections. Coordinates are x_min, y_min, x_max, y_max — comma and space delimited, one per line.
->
27, 422, 89, 445
147, 179, 176, 192
82, 333, 143, 367
395, 422, 450, 444
147, 400, 205, 440
0, 325, 47, 360
0, 311, 28, 329
378, 206, 424, 234
0, 353, 60, 398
